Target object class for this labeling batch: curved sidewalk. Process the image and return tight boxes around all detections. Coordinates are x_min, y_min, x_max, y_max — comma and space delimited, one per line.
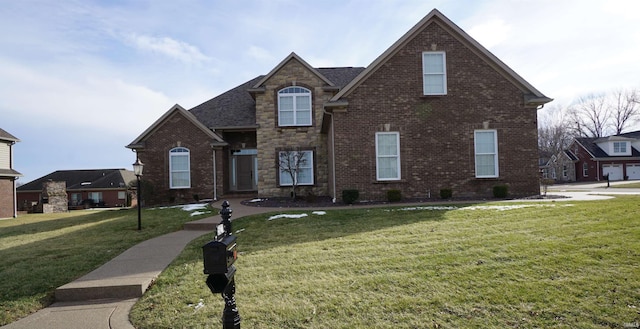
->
1, 199, 273, 329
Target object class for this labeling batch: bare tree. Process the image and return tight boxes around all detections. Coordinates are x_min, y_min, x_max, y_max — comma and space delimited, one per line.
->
538, 105, 572, 157
567, 93, 609, 138
278, 149, 309, 200
610, 88, 640, 135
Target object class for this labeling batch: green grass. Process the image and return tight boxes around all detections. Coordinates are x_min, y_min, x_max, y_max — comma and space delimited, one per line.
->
131, 198, 640, 328
0, 205, 215, 326
610, 182, 640, 188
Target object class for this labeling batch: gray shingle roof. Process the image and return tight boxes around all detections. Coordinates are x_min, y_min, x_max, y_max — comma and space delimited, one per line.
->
577, 136, 640, 158
317, 67, 366, 89
17, 169, 135, 192
188, 67, 365, 129
0, 128, 19, 142
190, 76, 263, 129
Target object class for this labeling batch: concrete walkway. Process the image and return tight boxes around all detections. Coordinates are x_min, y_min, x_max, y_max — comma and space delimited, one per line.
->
3, 188, 639, 329
1, 199, 273, 329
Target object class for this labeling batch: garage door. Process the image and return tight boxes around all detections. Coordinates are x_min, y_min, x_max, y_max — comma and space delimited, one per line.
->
602, 164, 623, 181
627, 164, 640, 180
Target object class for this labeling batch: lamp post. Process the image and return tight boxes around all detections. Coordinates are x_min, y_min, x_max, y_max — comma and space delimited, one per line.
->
132, 158, 144, 230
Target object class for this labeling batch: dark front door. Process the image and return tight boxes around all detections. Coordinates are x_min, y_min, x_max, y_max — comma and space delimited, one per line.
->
236, 155, 254, 190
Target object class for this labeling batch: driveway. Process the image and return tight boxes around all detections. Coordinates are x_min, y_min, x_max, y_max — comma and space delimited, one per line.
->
544, 181, 640, 201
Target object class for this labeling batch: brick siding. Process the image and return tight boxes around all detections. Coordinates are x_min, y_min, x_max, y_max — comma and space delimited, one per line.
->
136, 111, 218, 205
332, 21, 540, 200
0, 178, 15, 218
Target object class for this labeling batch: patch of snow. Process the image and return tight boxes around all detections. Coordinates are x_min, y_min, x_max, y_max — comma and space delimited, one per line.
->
312, 211, 326, 215
249, 198, 266, 203
268, 213, 308, 221
190, 211, 211, 217
181, 203, 209, 212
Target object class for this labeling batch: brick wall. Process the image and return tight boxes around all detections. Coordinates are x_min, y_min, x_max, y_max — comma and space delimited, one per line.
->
136, 111, 218, 205
333, 21, 540, 200
0, 178, 14, 218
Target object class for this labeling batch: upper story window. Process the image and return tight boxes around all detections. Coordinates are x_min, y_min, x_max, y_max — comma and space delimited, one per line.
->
613, 141, 628, 154
170, 147, 190, 189
376, 132, 401, 181
278, 86, 312, 126
422, 51, 447, 95
474, 130, 499, 178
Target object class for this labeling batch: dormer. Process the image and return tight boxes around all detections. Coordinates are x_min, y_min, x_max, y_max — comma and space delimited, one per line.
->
595, 136, 634, 156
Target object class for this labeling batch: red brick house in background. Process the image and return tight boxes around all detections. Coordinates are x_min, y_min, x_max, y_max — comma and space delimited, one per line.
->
563, 131, 640, 182
0, 128, 22, 218
127, 9, 552, 205
16, 169, 136, 210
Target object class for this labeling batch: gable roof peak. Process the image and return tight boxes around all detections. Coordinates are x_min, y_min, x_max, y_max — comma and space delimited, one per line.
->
126, 104, 225, 149
252, 52, 335, 89
331, 8, 552, 106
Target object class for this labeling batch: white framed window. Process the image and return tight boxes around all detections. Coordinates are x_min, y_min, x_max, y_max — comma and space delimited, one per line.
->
613, 141, 628, 154
279, 150, 314, 186
376, 132, 401, 181
474, 130, 499, 178
422, 51, 447, 95
278, 86, 312, 126
118, 191, 126, 200
562, 165, 568, 178
170, 147, 191, 189
583, 163, 589, 177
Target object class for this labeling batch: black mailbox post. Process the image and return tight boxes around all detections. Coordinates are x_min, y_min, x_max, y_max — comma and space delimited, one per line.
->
202, 201, 240, 328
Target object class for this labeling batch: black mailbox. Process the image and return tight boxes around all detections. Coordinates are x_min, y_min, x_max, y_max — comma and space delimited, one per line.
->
203, 235, 237, 275
206, 265, 236, 294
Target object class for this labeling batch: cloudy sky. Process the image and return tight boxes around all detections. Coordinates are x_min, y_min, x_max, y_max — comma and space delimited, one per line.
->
2, 0, 639, 183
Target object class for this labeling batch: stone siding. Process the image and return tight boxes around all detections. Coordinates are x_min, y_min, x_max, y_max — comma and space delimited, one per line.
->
254, 58, 333, 198
41, 181, 67, 213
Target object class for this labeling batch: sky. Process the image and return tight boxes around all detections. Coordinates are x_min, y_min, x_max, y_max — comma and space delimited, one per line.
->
1, 0, 639, 184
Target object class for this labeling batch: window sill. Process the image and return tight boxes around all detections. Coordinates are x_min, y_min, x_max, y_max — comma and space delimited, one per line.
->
373, 179, 406, 184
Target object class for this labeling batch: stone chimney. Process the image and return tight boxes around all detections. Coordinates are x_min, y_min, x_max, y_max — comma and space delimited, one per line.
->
41, 181, 68, 213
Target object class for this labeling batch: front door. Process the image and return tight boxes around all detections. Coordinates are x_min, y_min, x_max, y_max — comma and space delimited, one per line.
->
231, 149, 257, 191
236, 155, 254, 190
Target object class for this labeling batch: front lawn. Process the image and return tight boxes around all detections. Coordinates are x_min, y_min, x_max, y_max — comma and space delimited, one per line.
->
131, 198, 640, 328
0, 205, 214, 326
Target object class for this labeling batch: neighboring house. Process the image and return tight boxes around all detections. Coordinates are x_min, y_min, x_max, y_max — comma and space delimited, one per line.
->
0, 128, 22, 218
542, 151, 578, 182
16, 169, 137, 210
567, 131, 640, 182
127, 9, 552, 205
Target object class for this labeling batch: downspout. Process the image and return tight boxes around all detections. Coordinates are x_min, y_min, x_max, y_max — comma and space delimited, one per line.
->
13, 178, 17, 218
324, 109, 337, 203
11, 141, 17, 218
596, 160, 600, 181
212, 148, 218, 201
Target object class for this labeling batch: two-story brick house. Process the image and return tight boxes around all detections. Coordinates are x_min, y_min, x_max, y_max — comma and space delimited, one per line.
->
0, 128, 22, 218
127, 9, 552, 205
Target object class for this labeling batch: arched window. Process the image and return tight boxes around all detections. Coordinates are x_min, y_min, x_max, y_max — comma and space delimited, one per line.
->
169, 147, 190, 188
278, 86, 311, 126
